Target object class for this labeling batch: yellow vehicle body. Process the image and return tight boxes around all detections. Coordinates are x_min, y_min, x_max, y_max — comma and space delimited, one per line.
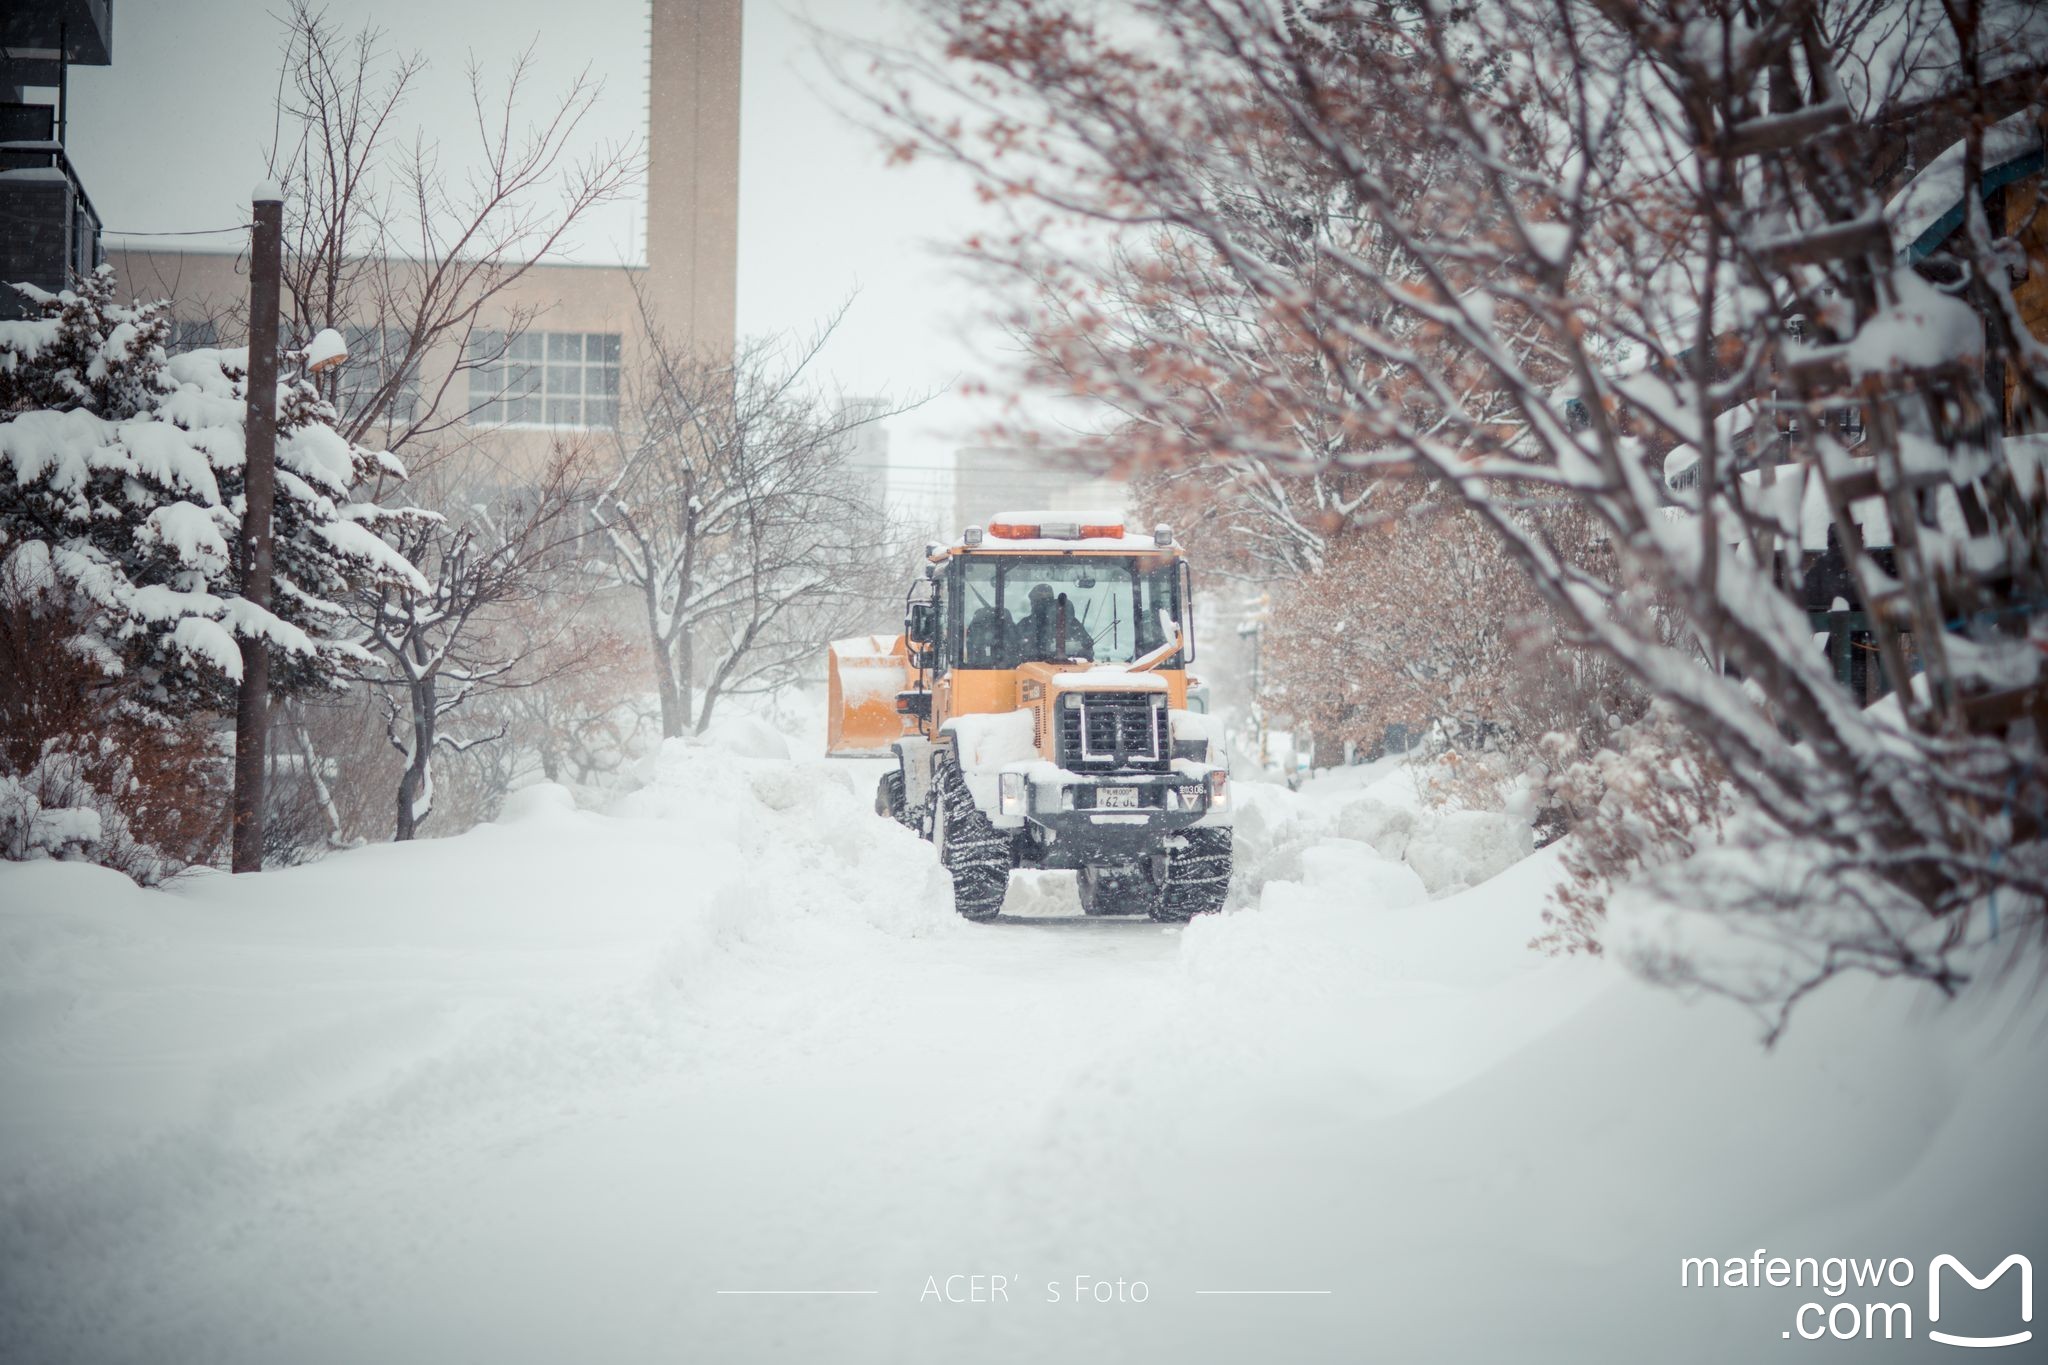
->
826, 511, 1231, 922
826, 532, 1192, 762
931, 651, 1193, 748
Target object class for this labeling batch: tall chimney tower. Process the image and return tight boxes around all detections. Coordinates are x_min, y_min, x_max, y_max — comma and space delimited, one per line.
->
646, 0, 742, 358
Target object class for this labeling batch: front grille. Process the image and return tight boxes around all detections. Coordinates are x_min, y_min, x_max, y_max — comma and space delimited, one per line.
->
1060, 692, 1167, 770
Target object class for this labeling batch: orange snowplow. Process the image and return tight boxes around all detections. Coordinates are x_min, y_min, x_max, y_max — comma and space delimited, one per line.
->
826, 633, 915, 756
826, 511, 1234, 923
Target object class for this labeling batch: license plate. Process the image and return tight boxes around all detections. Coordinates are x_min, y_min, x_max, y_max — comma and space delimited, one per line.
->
1098, 786, 1139, 809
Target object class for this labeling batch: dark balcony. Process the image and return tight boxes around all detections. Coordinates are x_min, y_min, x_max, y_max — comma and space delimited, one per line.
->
0, 130, 103, 317
1, 2, 115, 90
0, 2, 113, 318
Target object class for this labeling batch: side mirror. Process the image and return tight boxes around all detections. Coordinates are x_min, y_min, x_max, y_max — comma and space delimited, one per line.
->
1177, 560, 1197, 665
906, 601, 935, 645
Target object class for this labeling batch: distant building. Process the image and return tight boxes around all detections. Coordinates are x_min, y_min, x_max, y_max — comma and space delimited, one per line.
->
951, 446, 1128, 537
98, 1, 741, 473
836, 396, 892, 509
0, 0, 114, 319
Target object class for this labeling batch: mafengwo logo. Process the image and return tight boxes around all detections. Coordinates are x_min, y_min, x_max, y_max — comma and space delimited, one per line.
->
1928, 1255, 2032, 1350
1679, 1250, 2031, 1346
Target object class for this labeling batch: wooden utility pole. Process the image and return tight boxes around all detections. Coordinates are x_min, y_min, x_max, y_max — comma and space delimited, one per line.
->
231, 189, 284, 874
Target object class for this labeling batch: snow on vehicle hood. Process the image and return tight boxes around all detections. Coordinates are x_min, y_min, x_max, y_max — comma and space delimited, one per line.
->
1046, 668, 1168, 691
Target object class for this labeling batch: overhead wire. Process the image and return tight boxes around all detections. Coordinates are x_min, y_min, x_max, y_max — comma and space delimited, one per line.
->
102, 223, 253, 238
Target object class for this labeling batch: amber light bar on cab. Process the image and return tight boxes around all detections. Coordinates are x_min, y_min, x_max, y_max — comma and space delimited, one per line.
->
985, 517, 1125, 540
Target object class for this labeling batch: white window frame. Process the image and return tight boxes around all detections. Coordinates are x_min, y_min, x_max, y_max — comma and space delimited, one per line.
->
467, 329, 620, 430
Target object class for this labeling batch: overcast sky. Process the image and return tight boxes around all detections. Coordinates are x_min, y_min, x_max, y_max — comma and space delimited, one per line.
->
67, 0, 1058, 510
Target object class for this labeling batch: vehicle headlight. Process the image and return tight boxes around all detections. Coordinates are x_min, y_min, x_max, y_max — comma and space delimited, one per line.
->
1205, 769, 1229, 810
999, 771, 1028, 816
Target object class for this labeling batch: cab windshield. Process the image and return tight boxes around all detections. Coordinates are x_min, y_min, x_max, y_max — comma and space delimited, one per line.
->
954, 554, 1179, 668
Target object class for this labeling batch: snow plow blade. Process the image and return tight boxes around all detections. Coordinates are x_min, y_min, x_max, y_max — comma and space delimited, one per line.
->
827, 634, 914, 756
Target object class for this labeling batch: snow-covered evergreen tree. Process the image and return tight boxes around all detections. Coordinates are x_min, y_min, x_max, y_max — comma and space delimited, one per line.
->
0, 268, 423, 717
0, 268, 424, 875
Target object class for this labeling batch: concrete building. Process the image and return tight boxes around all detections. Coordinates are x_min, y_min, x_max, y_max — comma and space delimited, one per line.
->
951, 446, 1129, 537
835, 396, 892, 509
102, 0, 741, 471
646, 0, 741, 355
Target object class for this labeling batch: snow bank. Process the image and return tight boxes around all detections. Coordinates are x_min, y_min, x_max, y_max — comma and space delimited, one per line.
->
496, 781, 577, 822
613, 736, 952, 941
1222, 778, 1334, 905
1134, 864, 2045, 1363
0, 726, 965, 1362
688, 710, 792, 761
1297, 838, 1429, 906
6, 733, 2041, 1365
1167, 707, 1217, 746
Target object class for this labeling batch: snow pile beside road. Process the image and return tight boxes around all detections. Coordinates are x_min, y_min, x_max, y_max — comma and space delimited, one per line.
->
0, 730, 957, 1363
613, 735, 956, 943
1009, 851, 2046, 1365
1227, 758, 1535, 910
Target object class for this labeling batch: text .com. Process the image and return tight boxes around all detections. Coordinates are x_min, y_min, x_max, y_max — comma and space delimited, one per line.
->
1679, 1250, 2032, 1347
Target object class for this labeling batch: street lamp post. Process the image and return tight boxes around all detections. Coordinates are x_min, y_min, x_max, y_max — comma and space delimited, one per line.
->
229, 176, 349, 874
230, 187, 284, 874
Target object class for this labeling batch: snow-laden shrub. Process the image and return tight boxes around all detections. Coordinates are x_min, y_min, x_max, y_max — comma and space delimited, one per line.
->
697, 712, 792, 762
1404, 810, 1532, 897
0, 759, 101, 861
0, 746, 200, 884
1234, 768, 1541, 911
1533, 705, 1733, 957
1335, 795, 1417, 861
0, 552, 227, 880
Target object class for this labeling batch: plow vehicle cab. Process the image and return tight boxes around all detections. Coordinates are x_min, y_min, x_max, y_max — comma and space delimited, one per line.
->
827, 512, 1232, 921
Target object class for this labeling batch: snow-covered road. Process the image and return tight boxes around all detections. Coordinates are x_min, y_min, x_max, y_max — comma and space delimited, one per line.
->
4, 733, 2044, 1364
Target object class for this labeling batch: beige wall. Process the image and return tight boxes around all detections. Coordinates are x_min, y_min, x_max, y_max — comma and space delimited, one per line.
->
108, 249, 655, 345
107, 246, 660, 476
953, 447, 1129, 537
648, 0, 741, 359
103, 0, 745, 478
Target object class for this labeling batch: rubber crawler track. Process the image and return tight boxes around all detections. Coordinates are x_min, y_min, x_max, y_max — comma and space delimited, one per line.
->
934, 756, 1009, 920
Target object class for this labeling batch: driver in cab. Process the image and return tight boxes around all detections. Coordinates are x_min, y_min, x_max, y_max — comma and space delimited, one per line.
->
1024, 583, 1095, 662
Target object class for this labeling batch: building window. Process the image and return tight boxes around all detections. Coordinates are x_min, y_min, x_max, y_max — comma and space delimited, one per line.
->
341, 325, 422, 425
169, 319, 219, 351
467, 329, 620, 429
